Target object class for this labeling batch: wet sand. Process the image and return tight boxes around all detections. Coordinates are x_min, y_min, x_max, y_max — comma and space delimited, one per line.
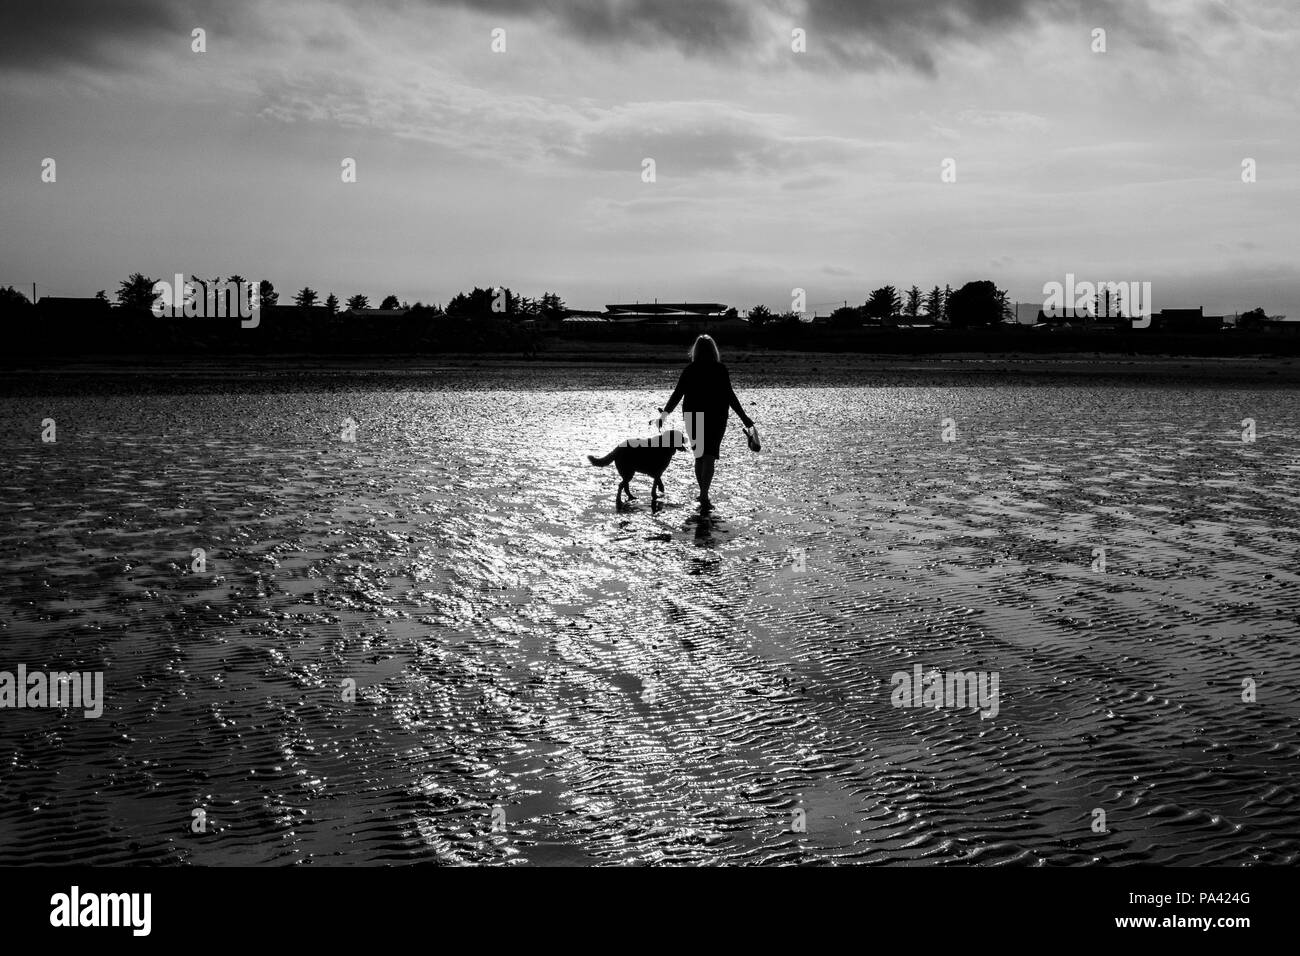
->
0, 365, 1297, 864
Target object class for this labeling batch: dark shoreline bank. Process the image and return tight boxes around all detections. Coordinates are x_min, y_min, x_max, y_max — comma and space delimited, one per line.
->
4, 349, 1300, 394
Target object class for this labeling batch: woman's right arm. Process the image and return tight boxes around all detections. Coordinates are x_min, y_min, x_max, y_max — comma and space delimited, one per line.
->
661, 368, 688, 415
722, 366, 754, 428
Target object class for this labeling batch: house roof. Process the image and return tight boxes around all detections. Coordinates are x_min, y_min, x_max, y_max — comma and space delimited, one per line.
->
37, 296, 110, 308
260, 304, 334, 317
605, 302, 728, 316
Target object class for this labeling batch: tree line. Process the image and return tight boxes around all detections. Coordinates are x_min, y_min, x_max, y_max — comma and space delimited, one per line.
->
772, 280, 1014, 328
0, 274, 569, 321
0, 273, 1005, 325
0, 277, 569, 356
0, 273, 1277, 328
0, 272, 1285, 361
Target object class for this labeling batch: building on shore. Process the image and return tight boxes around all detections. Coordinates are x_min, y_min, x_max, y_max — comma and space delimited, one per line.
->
1235, 312, 1296, 333
1034, 308, 1128, 330
561, 302, 746, 332
35, 296, 112, 318
604, 302, 741, 329
1034, 305, 1225, 333
342, 308, 407, 320
1150, 308, 1223, 333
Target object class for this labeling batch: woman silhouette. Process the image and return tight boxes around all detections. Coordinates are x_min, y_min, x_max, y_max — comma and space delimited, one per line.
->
660, 334, 755, 510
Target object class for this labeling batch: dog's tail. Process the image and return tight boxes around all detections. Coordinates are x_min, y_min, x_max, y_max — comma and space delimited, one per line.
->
587, 449, 617, 467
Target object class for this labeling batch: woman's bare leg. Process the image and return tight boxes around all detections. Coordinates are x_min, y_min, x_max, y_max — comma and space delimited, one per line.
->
694, 456, 716, 506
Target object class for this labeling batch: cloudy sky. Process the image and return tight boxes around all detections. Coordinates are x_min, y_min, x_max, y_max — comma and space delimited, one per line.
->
2, 0, 1298, 317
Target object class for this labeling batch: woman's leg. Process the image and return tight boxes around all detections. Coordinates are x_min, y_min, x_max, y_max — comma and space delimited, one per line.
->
684, 408, 718, 505
695, 455, 716, 505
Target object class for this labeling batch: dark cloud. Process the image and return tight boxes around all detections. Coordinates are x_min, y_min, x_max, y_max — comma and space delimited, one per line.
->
428, 0, 1170, 72
0, 0, 1176, 79
804, 0, 1042, 72
427, 0, 758, 55
803, 0, 1173, 69
0, 0, 249, 73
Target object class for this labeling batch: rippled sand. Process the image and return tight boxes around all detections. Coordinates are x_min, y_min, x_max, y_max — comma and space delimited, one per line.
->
1, 366, 1298, 865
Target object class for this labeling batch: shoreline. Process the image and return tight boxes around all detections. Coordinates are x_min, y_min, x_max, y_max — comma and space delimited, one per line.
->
4, 350, 1299, 385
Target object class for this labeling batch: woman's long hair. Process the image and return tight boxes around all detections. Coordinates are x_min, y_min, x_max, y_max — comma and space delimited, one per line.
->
690, 334, 720, 365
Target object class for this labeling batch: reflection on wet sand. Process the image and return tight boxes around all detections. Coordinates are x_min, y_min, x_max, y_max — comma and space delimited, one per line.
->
0, 367, 1297, 865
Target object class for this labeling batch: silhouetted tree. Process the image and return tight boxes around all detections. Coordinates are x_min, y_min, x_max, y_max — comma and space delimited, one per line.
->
446, 286, 514, 318
325, 293, 339, 314
116, 273, 157, 311
0, 285, 33, 312
904, 285, 922, 319
995, 288, 1013, 323
864, 286, 901, 322
1239, 307, 1269, 330
346, 294, 369, 311
1086, 289, 1112, 321
947, 280, 1009, 328
225, 275, 249, 306
537, 292, 566, 320
94, 290, 108, 302
259, 280, 279, 308
924, 286, 943, 320
379, 295, 400, 310
747, 304, 773, 326
830, 305, 864, 327
187, 275, 223, 311
294, 287, 319, 308
184, 276, 204, 311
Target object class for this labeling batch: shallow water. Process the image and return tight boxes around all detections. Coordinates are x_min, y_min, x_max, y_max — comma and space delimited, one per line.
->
1, 368, 1298, 865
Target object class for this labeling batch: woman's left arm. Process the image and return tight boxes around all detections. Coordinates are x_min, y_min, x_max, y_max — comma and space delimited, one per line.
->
723, 367, 754, 428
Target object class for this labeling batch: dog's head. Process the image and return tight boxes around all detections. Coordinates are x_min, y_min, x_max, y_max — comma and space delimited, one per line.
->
658, 428, 691, 452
